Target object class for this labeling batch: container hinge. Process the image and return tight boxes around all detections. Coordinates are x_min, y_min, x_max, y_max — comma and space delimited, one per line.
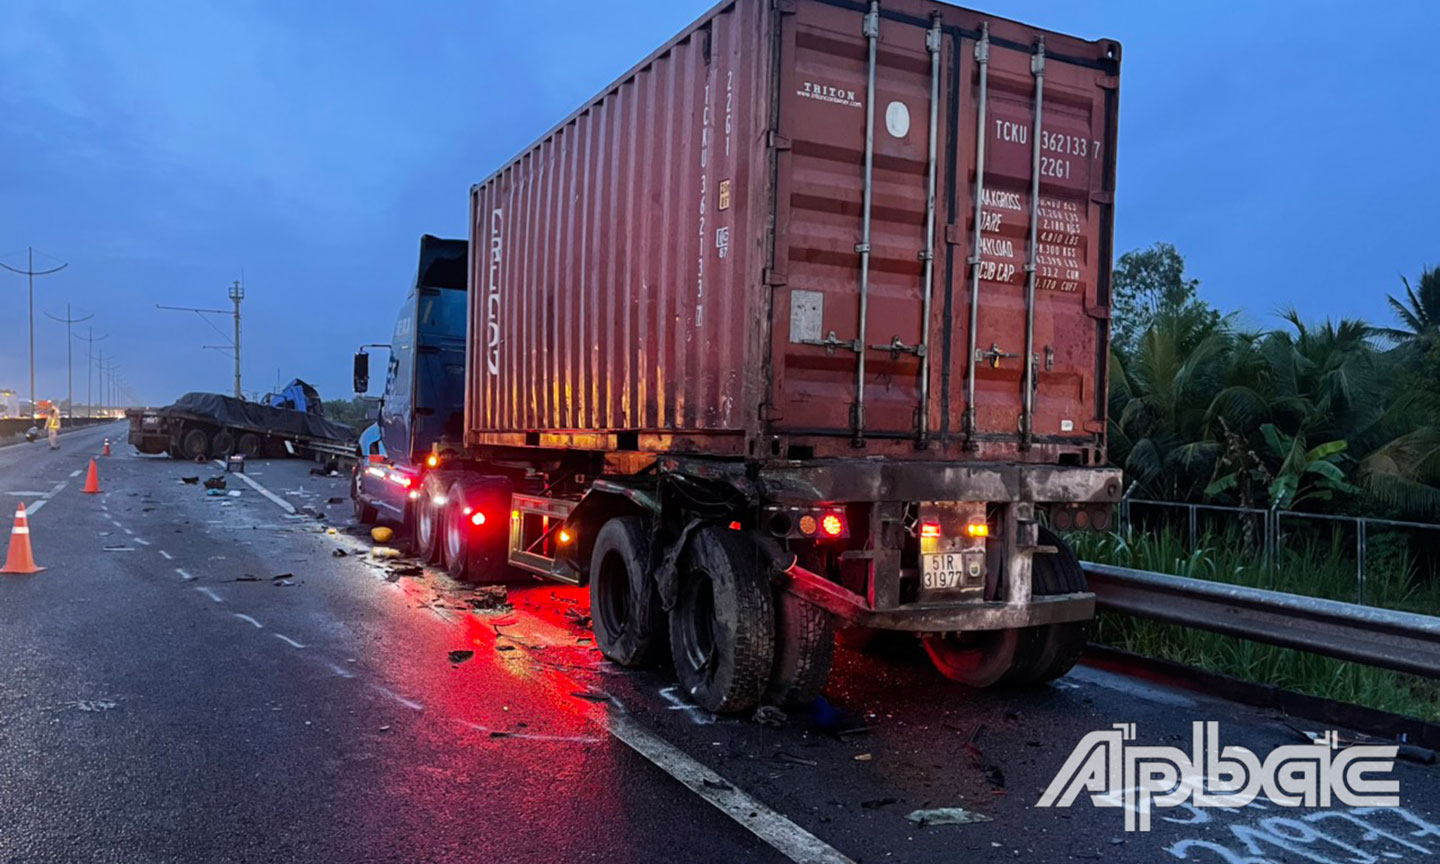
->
944, 223, 960, 245
868, 336, 926, 359
763, 268, 789, 287
926, 13, 943, 53
862, 6, 879, 38
976, 343, 1017, 368
759, 403, 783, 421
767, 131, 792, 151
1044, 345, 1055, 371
974, 31, 990, 62
1084, 302, 1111, 320
801, 330, 861, 354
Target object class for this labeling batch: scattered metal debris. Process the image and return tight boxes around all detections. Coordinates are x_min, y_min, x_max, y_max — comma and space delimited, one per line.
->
752, 705, 788, 727
907, 807, 991, 827
448, 650, 474, 664
468, 586, 512, 613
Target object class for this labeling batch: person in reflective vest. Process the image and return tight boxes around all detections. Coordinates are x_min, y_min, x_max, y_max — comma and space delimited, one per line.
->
46, 407, 61, 450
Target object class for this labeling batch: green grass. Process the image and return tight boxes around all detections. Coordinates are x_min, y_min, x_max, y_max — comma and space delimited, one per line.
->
1068, 525, 1440, 722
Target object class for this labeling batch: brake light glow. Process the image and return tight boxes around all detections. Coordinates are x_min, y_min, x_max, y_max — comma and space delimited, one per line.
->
728, 521, 742, 531
470, 511, 486, 526
558, 529, 573, 544
966, 521, 989, 538
820, 513, 845, 537
919, 521, 942, 539
797, 514, 817, 536
387, 472, 412, 488
426, 454, 440, 468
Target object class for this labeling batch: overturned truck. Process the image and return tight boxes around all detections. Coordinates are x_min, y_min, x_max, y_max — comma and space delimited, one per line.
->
355, 0, 1123, 711
128, 390, 354, 460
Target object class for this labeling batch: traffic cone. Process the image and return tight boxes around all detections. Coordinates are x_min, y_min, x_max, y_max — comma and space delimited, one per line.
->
83, 458, 102, 494
1, 504, 44, 574
103, 438, 111, 456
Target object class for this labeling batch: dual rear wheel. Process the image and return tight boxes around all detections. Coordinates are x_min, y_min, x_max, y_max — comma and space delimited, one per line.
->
413, 475, 515, 584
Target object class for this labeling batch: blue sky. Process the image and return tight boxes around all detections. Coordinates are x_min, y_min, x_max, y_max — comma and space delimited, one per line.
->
1, 0, 1436, 406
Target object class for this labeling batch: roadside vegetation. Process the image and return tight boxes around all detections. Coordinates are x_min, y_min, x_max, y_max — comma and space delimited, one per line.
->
1081, 247, 1440, 719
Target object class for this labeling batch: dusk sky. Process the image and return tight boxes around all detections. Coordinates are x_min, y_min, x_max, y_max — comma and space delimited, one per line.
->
2, 0, 1436, 407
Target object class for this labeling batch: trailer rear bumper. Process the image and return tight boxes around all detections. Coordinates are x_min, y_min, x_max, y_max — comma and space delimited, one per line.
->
781, 561, 1093, 632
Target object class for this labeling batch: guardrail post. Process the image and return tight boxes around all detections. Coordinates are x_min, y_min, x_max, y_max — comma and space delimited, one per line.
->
1356, 518, 1367, 606
1187, 504, 1197, 549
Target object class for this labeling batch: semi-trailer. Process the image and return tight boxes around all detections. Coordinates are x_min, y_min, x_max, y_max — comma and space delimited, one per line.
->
352, 0, 1123, 712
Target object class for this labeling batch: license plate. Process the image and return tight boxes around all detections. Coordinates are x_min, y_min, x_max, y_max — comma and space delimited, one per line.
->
922, 551, 982, 591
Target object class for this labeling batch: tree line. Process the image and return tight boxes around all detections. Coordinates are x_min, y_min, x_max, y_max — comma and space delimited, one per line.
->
1108, 243, 1440, 518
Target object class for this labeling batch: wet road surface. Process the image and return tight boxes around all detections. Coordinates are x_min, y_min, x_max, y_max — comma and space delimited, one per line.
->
1, 424, 1437, 863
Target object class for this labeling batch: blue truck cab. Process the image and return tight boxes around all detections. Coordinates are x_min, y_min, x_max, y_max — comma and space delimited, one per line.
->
351, 235, 468, 529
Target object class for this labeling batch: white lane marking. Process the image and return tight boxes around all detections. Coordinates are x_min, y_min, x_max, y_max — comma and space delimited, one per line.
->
608, 713, 855, 864
233, 613, 263, 629
5, 491, 47, 497
213, 461, 296, 514
122, 527, 134, 536
132, 538, 151, 546
176, 568, 198, 582
26, 499, 47, 517
371, 684, 423, 711
195, 586, 223, 603
48, 481, 66, 496
69, 469, 81, 478
158, 550, 173, 560
659, 685, 717, 725
273, 633, 306, 649
323, 661, 355, 679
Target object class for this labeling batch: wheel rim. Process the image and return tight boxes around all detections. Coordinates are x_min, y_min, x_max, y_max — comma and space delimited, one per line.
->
183, 430, 207, 458
445, 506, 464, 565
923, 630, 1023, 688
677, 571, 717, 674
595, 550, 632, 640
417, 500, 436, 549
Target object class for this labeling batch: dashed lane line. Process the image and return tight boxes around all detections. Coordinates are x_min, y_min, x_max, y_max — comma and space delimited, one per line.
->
212, 460, 296, 514
158, 550, 173, 560
69, 470, 81, 478
195, 586, 223, 603
233, 614, 263, 629
272, 633, 306, 649
176, 569, 198, 582
132, 538, 151, 546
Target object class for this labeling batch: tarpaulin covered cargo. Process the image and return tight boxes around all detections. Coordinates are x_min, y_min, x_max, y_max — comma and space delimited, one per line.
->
160, 393, 354, 443
467, 0, 1119, 465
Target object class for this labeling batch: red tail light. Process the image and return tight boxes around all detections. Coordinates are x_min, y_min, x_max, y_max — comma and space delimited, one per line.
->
820, 513, 845, 537
470, 511, 486, 526
919, 521, 942, 539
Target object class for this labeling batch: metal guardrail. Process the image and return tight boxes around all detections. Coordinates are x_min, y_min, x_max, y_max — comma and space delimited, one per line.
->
1083, 562, 1440, 680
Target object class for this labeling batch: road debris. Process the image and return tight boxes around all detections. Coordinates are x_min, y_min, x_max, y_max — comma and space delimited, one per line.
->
332, 549, 348, 557
906, 807, 991, 827
235, 574, 261, 582
448, 650, 475, 664
371, 547, 402, 559
569, 690, 612, 704
468, 586, 512, 613
752, 705, 787, 727
563, 606, 591, 628
371, 526, 394, 543
180, 476, 199, 485
327, 497, 346, 505
203, 476, 226, 490
860, 797, 897, 809
388, 563, 424, 577
853, 753, 872, 762
772, 751, 818, 768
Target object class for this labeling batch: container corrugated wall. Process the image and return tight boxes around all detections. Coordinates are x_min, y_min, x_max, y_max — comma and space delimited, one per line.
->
469, 0, 768, 452
468, 0, 1120, 463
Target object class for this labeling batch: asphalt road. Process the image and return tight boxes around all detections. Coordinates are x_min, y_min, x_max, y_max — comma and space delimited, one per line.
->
1, 423, 1437, 864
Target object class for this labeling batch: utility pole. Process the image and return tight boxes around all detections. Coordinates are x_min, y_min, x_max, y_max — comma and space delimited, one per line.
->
158, 277, 244, 398
44, 304, 93, 419
1, 246, 68, 416
74, 328, 108, 419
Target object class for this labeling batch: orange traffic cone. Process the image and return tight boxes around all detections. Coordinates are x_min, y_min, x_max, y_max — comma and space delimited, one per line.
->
103, 438, 112, 456
1, 504, 44, 574
83, 458, 102, 494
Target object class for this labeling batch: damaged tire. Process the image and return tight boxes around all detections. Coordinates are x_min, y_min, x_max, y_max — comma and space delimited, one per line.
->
763, 591, 834, 707
236, 433, 263, 459
589, 516, 665, 667
1020, 526, 1091, 684
210, 429, 236, 458
669, 528, 774, 713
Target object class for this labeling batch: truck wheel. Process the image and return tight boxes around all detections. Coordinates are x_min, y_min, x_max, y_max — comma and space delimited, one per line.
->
179, 427, 211, 461
444, 478, 516, 584
589, 517, 665, 667
922, 628, 1046, 689
922, 526, 1090, 687
763, 591, 834, 707
1021, 526, 1091, 684
415, 476, 446, 565
210, 430, 236, 458
352, 470, 378, 525
236, 433, 262, 459
669, 527, 775, 713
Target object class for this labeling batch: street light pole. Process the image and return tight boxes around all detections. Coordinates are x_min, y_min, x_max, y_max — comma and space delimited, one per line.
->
74, 328, 108, 419
1, 246, 68, 415
229, 279, 244, 399
44, 304, 93, 419
158, 277, 244, 399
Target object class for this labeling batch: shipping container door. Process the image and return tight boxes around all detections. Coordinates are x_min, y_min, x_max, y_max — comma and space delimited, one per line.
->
770, 1, 947, 443
952, 23, 1114, 449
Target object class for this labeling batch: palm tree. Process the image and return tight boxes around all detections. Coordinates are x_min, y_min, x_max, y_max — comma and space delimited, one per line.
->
1380, 266, 1440, 343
